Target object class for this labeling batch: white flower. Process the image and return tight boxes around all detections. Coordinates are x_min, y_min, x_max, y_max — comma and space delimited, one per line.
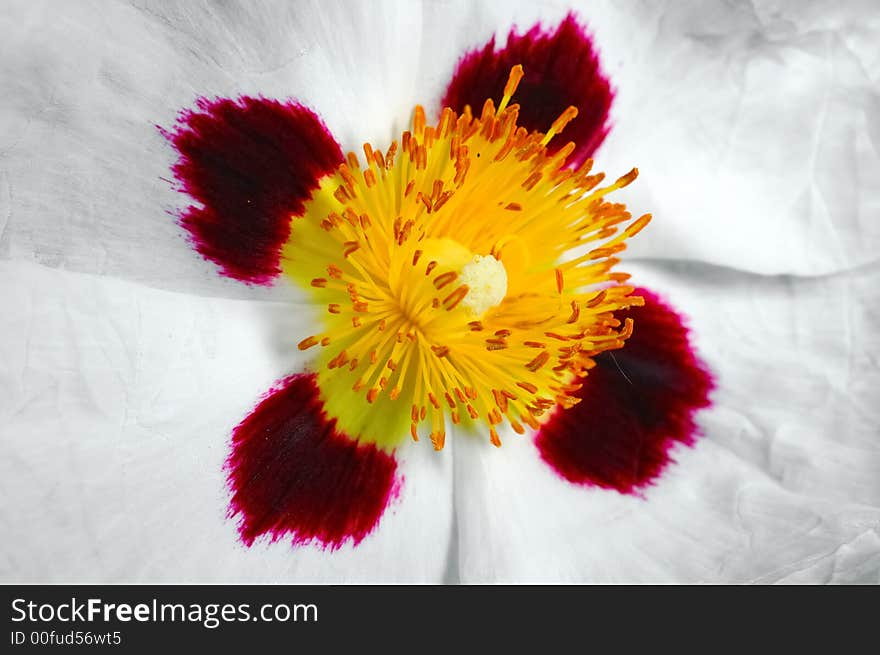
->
1, 0, 878, 583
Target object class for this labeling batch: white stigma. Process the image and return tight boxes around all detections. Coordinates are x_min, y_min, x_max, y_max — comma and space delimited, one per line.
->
459, 254, 508, 316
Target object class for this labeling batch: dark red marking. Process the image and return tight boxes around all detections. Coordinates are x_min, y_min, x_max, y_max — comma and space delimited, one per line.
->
227, 373, 400, 549
162, 97, 343, 284
535, 288, 714, 495
442, 13, 613, 166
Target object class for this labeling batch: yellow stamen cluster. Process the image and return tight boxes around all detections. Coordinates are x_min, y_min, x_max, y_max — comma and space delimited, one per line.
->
284, 65, 650, 451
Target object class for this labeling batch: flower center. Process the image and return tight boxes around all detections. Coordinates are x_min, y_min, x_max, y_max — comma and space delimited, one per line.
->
284, 66, 650, 451
459, 253, 508, 316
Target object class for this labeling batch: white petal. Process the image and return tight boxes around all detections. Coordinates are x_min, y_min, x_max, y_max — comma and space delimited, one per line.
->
451, 260, 880, 582
589, 0, 880, 275
0, 260, 453, 582
0, 0, 425, 297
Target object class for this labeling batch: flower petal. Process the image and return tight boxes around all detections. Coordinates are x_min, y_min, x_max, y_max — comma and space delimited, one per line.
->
592, 1, 880, 275
0, 260, 454, 582
163, 98, 343, 284
535, 289, 714, 494
0, 0, 424, 297
227, 373, 399, 549
441, 13, 612, 165
451, 260, 880, 582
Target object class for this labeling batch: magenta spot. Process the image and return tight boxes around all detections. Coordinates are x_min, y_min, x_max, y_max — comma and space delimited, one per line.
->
162, 97, 343, 284
227, 373, 400, 549
442, 13, 613, 166
535, 288, 714, 495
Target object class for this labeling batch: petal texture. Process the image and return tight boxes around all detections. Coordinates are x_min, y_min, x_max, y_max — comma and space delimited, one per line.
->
0, 0, 426, 297
590, 0, 880, 275
0, 261, 454, 582
451, 260, 880, 583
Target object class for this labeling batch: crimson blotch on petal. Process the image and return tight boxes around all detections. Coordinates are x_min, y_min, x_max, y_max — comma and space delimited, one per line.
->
442, 13, 613, 166
163, 97, 343, 284
535, 289, 715, 495
227, 373, 400, 549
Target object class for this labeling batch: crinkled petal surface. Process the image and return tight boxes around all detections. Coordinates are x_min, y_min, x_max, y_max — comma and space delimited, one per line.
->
451, 260, 880, 582
0, 0, 431, 299
591, 0, 880, 275
0, 261, 453, 582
